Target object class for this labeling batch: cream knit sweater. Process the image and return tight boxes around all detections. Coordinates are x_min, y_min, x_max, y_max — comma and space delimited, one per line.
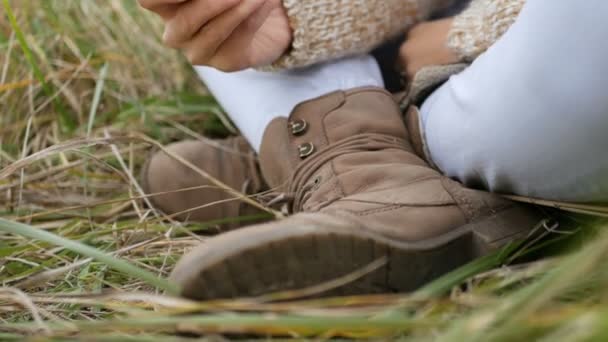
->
273, 0, 525, 69
447, 0, 525, 61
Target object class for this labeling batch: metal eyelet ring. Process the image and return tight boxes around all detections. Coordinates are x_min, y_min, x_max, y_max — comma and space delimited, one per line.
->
312, 176, 323, 189
298, 142, 315, 159
289, 119, 308, 136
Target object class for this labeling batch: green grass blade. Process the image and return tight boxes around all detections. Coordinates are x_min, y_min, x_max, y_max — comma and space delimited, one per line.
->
2, 0, 75, 132
87, 62, 109, 137
2, 0, 45, 89
1, 312, 420, 337
0, 218, 180, 295
413, 241, 522, 300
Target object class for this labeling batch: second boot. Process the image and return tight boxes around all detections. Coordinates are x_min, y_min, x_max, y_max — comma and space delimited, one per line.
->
142, 137, 269, 229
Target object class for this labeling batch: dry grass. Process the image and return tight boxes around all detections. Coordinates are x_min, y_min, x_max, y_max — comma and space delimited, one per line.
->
1, 1, 608, 341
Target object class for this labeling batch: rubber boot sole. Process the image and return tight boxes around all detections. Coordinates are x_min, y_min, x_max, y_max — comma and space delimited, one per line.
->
170, 207, 544, 301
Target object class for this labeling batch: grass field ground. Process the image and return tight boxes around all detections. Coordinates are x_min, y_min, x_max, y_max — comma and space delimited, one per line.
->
1, 1, 608, 341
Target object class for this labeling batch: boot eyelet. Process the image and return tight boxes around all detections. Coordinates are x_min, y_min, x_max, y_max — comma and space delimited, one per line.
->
289, 119, 308, 136
298, 142, 315, 159
312, 176, 322, 189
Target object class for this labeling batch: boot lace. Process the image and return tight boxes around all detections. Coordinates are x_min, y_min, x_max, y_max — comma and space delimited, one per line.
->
258, 133, 412, 215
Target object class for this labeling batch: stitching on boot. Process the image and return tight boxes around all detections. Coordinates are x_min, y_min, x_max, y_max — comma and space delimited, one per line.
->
338, 202, 457, 217
440, 177, 475, 221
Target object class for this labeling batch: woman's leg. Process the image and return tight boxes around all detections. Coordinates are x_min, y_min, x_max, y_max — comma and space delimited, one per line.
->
195, 56, 384, 151
421, 0, 608, 202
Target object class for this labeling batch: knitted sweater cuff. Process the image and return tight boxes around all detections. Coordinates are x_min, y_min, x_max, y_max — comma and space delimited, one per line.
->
447, 0, 525, 62
266, 0, 443, 71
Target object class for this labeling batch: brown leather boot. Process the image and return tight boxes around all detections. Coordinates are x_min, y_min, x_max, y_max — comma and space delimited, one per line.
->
142, 137, 269, 228
169, 87, 545, 300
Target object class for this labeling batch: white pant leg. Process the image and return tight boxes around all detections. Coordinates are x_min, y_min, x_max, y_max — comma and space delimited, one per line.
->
195, 56, 384, 151
421, 0, 608, 202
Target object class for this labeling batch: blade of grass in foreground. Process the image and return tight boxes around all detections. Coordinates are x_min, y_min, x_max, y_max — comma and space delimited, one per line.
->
413, 235, 528, 300
2, 312, 422, 338
0, 218, 180, 295
436, 222, 608, 342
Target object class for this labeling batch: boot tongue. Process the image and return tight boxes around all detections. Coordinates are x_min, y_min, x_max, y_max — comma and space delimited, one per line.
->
259, 117, 299, 189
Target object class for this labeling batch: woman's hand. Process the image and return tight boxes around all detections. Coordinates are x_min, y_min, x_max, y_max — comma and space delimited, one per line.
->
138, 0, 292, 71
399, 18, 459, 81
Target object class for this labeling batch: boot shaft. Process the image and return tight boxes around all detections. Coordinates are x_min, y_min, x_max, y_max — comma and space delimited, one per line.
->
259, 87, 417, 190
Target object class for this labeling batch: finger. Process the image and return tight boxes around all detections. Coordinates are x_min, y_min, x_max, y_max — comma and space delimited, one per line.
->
138, 0, 184, 20
163, 0, 242, 46
149, 4, 179, 20
182, 0, 266, 66
397, 42, 411, 72
208, 0, 279, 70
397, 41, 419, 85
138, 0, 185, 10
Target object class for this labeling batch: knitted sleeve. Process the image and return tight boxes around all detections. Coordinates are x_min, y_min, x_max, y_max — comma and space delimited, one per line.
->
270, 0, 454, 70
447, 0, 525, 62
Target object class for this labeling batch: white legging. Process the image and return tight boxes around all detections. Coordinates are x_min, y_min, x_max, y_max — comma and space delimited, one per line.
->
196, 0, 608, 203
421, 0, 608, 202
